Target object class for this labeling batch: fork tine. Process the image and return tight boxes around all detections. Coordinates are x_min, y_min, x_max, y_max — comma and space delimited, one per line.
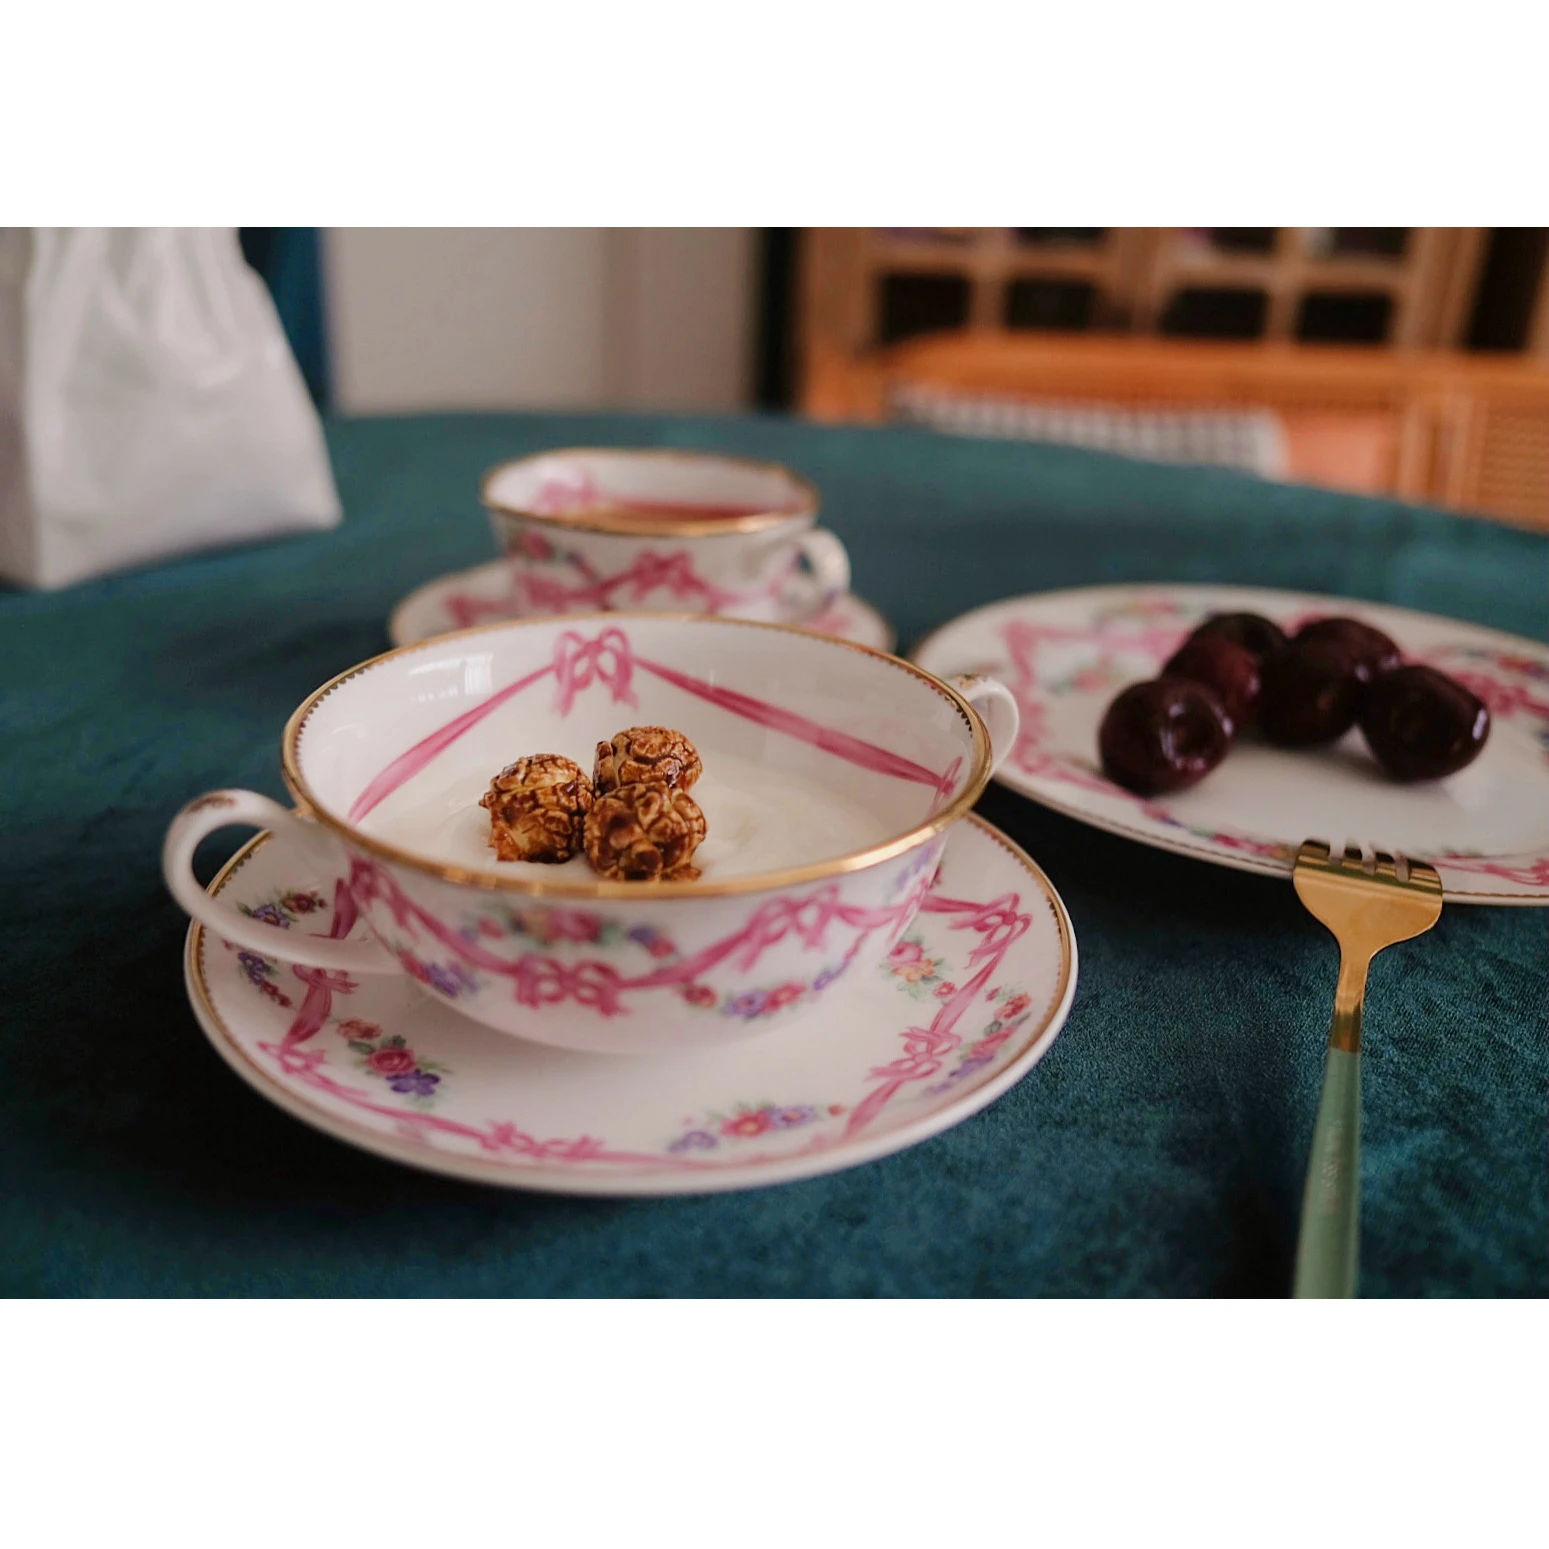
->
1342, 841, 1369, 874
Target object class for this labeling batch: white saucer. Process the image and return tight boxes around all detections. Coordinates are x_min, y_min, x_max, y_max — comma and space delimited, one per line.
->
389, 558, 896, 653
183, 813, 1076, 1195
914, 583, 1549, 905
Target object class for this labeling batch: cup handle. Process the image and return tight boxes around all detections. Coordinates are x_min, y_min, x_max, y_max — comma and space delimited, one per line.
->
946, 675, 1021, 776
787, 529, 852, 613
162, 789, 400, 974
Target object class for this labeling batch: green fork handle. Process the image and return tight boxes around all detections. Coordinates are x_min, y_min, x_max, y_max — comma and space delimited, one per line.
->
1293, 1046, 1361, 1298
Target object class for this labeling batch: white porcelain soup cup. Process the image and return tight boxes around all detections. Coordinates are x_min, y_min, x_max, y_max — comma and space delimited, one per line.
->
481, 448, 851, 623
164, 616, 1018, 1054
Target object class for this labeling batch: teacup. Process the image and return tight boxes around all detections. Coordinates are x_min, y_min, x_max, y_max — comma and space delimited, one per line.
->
164, 616, 1017, 1054
481, 448, 850, 623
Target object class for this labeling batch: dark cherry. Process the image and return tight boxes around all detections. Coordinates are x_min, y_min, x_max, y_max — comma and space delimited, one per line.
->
1293, 616, 1402, 683
1161, 634, 1261, 733
1188, 612, 1288, 663
1258, 640, 1362, 746
1359, 665, 1490, 781
1098, 678, 1233, 796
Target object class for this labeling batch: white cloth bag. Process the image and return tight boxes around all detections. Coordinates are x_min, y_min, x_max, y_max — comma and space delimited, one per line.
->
0, 227, 342, 589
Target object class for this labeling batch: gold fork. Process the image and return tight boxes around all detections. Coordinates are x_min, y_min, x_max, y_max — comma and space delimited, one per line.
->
1291, 839, 1444, 1298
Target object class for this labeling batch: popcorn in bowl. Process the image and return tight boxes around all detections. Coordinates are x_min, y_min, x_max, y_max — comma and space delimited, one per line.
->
479, 754, 595, 863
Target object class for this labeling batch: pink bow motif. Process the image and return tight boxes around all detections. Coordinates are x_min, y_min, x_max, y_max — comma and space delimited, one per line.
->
511, 956, 628, 1016
620, 550, 729, 606
552, 626, 639, 715
262, 1040, 329, 1077
284, 964, 360, 1044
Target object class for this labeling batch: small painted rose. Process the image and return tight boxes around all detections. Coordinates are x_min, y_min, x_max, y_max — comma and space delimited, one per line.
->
388, 1070, 441, 1097
765, 983, 803, 1011
726, 990, 767, 1019
550, 910, 604, 943
721, 1110, 772, 1138
769, 1105, 817, 1129
336, 1018, 382, 1042
681, 983, 717, 1007
668, 1130, 718, 1153
367, 1047, 418, 1076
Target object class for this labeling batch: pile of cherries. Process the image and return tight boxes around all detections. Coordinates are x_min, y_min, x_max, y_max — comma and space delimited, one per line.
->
1098, 611, 1491, 797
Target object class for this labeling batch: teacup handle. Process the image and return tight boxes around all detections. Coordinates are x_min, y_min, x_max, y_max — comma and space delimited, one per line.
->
163, 789, 400, 974
947, 675, 1021, 776
787, 529, 852, 612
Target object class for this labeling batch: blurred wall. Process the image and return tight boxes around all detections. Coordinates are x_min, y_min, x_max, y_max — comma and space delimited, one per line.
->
324, 228, 757, 415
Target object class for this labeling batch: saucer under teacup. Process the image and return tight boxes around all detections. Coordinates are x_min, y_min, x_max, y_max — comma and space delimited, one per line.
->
388, 558, 895, 651
183, 812, 1077, 1195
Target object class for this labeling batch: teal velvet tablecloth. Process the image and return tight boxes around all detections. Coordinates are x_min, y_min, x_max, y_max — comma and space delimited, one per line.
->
3, 413, 1545, 1297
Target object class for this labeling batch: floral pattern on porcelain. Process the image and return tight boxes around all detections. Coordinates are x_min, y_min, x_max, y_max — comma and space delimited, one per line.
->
341, 826, 948, 1041
882, 935, 948, 997
222, 896, 453, 1111
239, 887, 328, 931
235, 948, 294, 1008
666, 1100, 849, 1154
925, 985, 1037, 1095
336, 1018, 448, 1107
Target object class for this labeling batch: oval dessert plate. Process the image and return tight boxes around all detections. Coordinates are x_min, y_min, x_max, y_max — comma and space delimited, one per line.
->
389, 558, 895, 653
914, 584, 1549, 905
183, 813, 1077, 1194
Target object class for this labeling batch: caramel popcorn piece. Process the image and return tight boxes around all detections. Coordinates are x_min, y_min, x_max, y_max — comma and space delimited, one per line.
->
593, 726, 703, 796
583, 780, 707, 882
479, 754, 594, 864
